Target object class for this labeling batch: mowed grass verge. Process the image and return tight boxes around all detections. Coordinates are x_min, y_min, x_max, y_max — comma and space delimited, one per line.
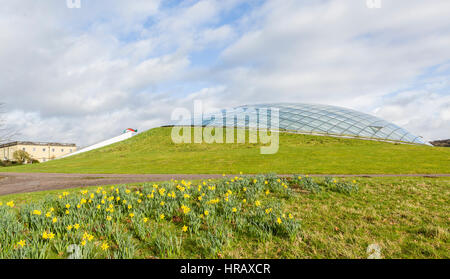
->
1, 127, 449, 174
0, 175, 448, 259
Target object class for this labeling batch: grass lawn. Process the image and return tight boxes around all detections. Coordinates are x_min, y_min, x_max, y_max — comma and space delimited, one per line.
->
1, 175, 448, 259
1, 127, 449, 174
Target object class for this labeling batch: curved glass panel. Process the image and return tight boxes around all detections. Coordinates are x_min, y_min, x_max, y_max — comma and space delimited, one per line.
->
178, 103, 425, 144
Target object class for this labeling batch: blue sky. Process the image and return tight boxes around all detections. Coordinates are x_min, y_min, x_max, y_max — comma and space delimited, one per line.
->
0, 0, 449, 146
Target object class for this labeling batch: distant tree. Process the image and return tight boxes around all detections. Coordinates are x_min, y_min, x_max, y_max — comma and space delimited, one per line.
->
13, 150, 31, 164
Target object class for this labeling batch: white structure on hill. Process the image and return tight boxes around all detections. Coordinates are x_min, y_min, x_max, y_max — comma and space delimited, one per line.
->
60, 129, 137, 159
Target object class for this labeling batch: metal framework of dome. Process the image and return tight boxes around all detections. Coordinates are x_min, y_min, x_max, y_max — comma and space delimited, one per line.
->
196, 103, 425, 144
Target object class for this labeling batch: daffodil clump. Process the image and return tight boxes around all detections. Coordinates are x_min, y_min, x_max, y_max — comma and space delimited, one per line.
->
0, 174, 347, 259
322, 176, 360, 194
292, 175, 359, 195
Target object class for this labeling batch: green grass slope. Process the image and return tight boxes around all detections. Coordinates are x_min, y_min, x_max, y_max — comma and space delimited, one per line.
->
1, 127, 449, 174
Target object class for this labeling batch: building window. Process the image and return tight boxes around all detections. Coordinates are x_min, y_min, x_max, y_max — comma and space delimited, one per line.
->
52, 148, 55, 152
61, 149, 64, 152
33, 148, 36, 151
23, 148, 26, 151
70, 149, 72, 152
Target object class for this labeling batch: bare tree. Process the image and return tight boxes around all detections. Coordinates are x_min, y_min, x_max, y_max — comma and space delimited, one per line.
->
0, 103, 17, 144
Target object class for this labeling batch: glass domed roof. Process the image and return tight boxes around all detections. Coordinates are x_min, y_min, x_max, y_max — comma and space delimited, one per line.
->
196, 103, 425, 144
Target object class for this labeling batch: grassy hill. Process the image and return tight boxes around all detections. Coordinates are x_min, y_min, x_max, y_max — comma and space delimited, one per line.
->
1, 127, 449, 174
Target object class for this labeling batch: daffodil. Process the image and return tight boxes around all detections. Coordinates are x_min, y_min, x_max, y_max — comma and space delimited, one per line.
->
181, 205, 191, 214
17, 240, 26, 248
182, 225, 188, 232
160, 214, 165, 220
42, 231, 55, 240
101, 242, 109, 251
83, 232, 94, 241
159, 188, 166, 196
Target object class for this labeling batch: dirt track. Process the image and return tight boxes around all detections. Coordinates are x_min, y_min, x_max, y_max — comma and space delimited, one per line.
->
0, 172, 449, 196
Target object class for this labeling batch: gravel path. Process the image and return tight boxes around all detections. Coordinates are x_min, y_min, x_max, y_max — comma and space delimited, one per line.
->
0, 172, 448, 196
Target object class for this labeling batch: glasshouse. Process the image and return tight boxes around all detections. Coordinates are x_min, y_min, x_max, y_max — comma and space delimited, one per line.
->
187, 103, 425, 144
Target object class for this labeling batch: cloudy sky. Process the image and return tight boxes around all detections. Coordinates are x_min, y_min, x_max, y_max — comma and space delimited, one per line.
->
1, 0, 449, 146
